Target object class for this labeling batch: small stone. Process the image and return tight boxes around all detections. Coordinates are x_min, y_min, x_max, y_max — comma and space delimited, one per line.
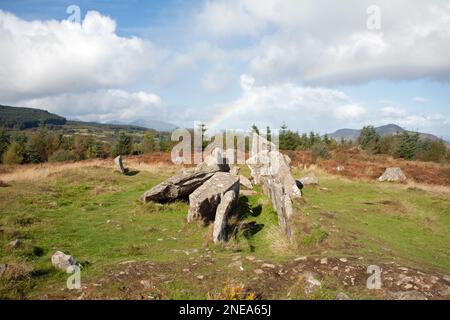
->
391, 290, 427, 300
6, 239, 21, 249
182, 269, 190, 272
336, 292, 350, 300
51, 251, 77, 272
262, 263, 275, 269
404, 284, 413, 290
332, 266, 339, 271
197, 275, 204, 280
0, 263, 6, 277
140, 280, 151, 289
295, 256, 307, 262
339, 258, 348, 263
246, 256, 256, 261
320, 258, 328, 265
301, 272, 322, 295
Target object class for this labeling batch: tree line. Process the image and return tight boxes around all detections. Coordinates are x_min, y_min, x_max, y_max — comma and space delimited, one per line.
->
0, 125, 174, 165
1, 123, 448, 165
251, 123, 449, 163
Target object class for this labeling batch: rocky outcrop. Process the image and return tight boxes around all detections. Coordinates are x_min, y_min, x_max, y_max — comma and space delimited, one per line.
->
378, 167, 407, 182
187, 172, 239, 224
51, 251, 77, 272
140, 166, 225, 204
114, 155, 128, 174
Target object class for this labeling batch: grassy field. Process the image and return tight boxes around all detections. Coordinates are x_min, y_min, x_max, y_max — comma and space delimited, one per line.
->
0, 160, 449, 300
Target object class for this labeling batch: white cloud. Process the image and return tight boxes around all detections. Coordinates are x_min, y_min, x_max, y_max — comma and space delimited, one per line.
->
414, 97, 430, 104
0, 10, 167, 101
192, 74, 367, 132
196, 0, 450, 84
17, 89, 164, 123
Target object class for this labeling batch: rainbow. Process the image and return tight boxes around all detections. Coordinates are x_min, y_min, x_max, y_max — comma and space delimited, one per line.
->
205, 94, 256, 132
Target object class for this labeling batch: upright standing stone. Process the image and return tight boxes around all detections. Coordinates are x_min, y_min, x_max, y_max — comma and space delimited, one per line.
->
114, 155, 127, 174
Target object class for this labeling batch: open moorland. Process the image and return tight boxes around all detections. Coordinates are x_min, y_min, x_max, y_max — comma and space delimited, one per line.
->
1, 150, 449, 300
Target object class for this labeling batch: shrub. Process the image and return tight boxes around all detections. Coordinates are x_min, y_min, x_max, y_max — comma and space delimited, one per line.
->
311, 143, 331, 161
2, 141, 23, 164
48, 149, 77, 162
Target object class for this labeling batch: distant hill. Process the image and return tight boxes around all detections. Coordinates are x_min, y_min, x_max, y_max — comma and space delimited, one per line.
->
107, 119, 177, 132
329, 124, 448, 144
0, 104, 176, 133
0, 104, 66, 129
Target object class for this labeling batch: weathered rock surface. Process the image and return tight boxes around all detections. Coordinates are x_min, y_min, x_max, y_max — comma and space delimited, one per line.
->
336, 292, 350, 300
298, 172, 319, 186
140, 166, 224, 204
246, 135, 302, 238
378, 167, 407, 182
239, 175, 253, 189
213, 190, 237, 243
390, 290, 428, 300
114, 155, 128, 174
51, 251, 77, 271
261, 176, 294, 238
230, 166, 240, 176
247, 150, 301, 199
301, 271, 322, 295
187, 172, 239, 224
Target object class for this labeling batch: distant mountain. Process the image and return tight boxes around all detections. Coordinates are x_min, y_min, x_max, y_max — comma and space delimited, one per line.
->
0, 104, 176, 133
0, 104, 66, 129
329, 124, 448, 144
107, 119, 177, 132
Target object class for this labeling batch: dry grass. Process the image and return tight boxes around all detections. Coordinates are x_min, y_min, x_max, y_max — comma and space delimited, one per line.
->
290, 149, 450, 187
207, 280, 257, 300
265, 225, 296, 255
0, 156, 175, 183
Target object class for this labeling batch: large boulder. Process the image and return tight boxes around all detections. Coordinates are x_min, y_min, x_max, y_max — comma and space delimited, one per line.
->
378, 167, 407, 182
213, 190, 237, 244
298, 172, 319, 186
187, 172, 240, 224
51, 251, 77, 272
140, 166, 224, 204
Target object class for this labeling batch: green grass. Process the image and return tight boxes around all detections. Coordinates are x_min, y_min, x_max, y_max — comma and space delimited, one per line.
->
0, 165, 449, 299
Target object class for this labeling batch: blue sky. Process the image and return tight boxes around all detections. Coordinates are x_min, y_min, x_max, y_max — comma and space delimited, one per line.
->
0, 0, 449, 138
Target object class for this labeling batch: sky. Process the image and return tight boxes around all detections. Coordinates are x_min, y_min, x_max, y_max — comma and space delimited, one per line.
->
0, 0, 449, 139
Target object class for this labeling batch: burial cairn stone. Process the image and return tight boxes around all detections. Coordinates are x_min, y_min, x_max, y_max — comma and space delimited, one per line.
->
140, 165, 226, 204
246, 133, 301, 238
187, 172, 240, 243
